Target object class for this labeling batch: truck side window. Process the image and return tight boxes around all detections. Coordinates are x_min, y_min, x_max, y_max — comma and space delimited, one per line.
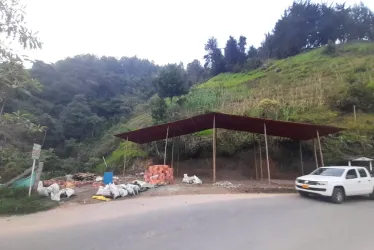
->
358, 168, 368, 178
346, 169, 358, 179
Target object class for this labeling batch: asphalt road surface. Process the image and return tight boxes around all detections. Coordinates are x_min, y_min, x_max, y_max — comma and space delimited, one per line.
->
1, 194, 374, 250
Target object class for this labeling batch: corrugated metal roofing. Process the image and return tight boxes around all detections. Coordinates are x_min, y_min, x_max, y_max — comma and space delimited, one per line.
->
115, 112, 343, 143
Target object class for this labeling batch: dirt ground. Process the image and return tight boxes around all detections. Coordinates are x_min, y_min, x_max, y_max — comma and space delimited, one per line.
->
62, 175, 295, 206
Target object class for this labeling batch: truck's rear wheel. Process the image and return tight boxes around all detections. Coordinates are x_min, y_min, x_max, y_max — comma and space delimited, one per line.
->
331, 187, 344, 204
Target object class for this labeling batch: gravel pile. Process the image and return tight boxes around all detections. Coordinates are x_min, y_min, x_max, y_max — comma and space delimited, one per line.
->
213, 181, 243, 189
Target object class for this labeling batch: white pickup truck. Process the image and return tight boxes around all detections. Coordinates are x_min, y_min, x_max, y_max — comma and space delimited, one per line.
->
295, 166, 374, 204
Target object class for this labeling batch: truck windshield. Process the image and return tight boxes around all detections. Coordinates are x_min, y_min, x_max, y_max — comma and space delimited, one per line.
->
310, 168, 345, 177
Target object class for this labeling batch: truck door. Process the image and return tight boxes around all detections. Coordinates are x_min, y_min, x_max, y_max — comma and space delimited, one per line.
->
357, 168, 372, 194
344, 169, 360, 195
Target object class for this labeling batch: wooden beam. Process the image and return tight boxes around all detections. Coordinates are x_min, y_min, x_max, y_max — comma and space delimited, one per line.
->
213, 116, 217, 183
313, 139, 319, 169
264, 123, 271, 185
163, 126, 169, 166
4, 165, 39, 188
299, 141, 304, 175
316, 130, 324, 167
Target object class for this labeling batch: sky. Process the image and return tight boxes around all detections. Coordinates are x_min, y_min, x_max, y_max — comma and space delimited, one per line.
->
21, 0, 374, 66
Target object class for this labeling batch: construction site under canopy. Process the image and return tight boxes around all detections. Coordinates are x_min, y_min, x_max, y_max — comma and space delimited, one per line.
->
115, 112, 344, 184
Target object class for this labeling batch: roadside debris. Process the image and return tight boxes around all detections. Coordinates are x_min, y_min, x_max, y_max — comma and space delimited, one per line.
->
93, 181, 151, 200
37, 181, 76, 201
182, 174, 203, 184
213, 181, 242, 189
92, 195, 111, 201
72, 172, 97, 181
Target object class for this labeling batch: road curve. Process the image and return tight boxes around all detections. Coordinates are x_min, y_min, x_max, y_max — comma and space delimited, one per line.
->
1, 194, 374, 250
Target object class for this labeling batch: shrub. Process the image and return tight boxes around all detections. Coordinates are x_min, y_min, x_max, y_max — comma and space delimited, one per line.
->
0, 187, 58, 215
322, 40, 336, 55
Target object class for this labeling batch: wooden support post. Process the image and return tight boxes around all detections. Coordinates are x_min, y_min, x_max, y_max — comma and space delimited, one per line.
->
316, 130, 324, 167
171, 138, 174, 169
28, 159, 36, 196
123, 137, 128, 176
353, 105, 357, 122
299, 141, 304, 175
33, 162, 44, 191
177, 147, 180, 177
163, 126, 169, 166
264, 123, 271, 185
259, 139, 263, 181
254, 143, 258, 180
313, 139, 319, 169
213, 116, 217, 183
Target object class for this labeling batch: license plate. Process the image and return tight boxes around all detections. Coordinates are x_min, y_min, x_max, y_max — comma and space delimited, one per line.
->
302, 184, 309, 189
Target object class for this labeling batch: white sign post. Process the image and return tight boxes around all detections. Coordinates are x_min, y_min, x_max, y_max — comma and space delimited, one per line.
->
29, 144, 41, 196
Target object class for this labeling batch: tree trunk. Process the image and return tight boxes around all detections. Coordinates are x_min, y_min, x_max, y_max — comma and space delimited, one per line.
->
41, 130, 47, 148
0, 97, 8, 119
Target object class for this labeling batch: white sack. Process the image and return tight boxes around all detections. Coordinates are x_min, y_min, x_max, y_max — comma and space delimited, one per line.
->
37, 181, 49, 197
109, 183, 120, 199
64, 188, 75, 198
96, 186, 112, 197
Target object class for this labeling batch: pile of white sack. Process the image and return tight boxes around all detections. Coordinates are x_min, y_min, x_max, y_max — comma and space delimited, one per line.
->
37, 181, 75, 201
182, 174, 203, 184
96, 183, 142, 199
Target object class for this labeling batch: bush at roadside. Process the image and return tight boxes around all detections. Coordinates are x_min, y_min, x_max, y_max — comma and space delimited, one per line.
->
0, 187, 58, 215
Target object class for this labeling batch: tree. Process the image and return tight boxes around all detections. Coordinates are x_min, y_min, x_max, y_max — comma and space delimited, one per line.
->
0, 0, 42, 117
204, 37, 226, 76
257, 1, 374, 59
238, 36, 247, 64
155, 64, 188, 100
0, 62, 41, 116
186, 59, 207, 86
150, 95, 168, 125
224, 36, 241, 71
60, 95, 103, 140
348, 3, 374, 41
247, 46, 258, 59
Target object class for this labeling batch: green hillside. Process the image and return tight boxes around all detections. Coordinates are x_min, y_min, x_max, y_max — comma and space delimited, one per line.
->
2, 0, 374, 181
103, 42, 374, 173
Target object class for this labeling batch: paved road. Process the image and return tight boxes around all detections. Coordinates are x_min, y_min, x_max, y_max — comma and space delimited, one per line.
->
2, 194, 374, 250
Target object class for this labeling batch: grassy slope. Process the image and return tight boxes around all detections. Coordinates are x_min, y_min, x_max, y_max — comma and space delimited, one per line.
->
101, 42, 374, 171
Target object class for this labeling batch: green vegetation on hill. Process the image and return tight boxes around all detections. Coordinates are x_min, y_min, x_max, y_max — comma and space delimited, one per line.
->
102, 42, 374, 173
2, 0, 374, 181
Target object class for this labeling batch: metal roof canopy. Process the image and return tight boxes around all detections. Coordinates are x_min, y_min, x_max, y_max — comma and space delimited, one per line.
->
115, 112, 343, 144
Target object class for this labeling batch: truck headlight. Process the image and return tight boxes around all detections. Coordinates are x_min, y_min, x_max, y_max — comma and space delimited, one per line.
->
317, 181, 328, 185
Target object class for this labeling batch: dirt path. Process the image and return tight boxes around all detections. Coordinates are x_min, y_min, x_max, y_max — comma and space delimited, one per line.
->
65, 178, 295, 205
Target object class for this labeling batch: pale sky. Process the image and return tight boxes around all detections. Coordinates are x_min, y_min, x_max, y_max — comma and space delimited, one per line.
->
22, 0, 374, 66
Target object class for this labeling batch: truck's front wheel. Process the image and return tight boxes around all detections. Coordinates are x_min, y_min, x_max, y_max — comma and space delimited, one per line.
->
369, 189, 374, 200
331, 187, 345, 204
